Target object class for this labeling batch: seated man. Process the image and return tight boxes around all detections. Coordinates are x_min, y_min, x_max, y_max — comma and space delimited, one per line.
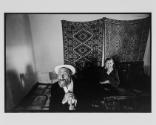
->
50, 65, 77, 111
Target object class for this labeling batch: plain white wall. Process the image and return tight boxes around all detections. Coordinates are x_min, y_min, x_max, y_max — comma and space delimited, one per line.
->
29, 14, 150, 83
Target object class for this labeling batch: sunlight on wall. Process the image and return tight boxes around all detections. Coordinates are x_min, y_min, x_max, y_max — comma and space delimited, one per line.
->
6, 14, 37, 111
144, 30, 151, 76
6, 45, 33, 74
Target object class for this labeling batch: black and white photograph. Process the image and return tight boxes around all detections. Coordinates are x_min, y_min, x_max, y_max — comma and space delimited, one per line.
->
5, 13, 151, 113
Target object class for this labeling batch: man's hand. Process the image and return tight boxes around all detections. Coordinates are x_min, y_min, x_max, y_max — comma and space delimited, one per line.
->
66, 92, 74, 98
62, 92, 77, 110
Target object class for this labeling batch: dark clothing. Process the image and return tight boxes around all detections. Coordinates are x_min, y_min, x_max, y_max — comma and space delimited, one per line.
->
100, 68, 120, 88
50, 82, 67, 112
96, 68, 121, 98
50, 80, 80, 112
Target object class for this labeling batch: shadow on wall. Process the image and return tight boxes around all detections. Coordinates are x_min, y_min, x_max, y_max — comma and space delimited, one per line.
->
5, 14, 38, 112
5, 64, 37, 112
24, 64, 37, 88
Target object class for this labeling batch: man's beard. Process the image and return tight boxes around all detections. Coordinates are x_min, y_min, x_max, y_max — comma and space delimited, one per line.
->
58, 79, 70, 88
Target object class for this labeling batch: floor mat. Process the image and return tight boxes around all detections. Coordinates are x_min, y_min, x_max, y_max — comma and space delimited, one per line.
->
91, 95, 151, 112
14, 83, 52, 112
14, 83, 151, 112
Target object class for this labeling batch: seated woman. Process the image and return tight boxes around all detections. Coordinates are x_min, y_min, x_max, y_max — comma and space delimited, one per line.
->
99, 58, 120, 94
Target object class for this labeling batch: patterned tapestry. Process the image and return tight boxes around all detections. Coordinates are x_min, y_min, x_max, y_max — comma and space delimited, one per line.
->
62, 17, 150, 70
104, 17, 150, 62
62, 19, 104, 70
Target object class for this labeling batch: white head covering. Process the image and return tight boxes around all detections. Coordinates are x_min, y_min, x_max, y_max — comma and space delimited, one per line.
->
54, 65, 76, 75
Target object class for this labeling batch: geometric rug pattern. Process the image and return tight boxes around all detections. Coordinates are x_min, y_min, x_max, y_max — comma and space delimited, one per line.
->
62, 19, 104, 70
62, 17, 150, 70
104, 17, 150, 62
